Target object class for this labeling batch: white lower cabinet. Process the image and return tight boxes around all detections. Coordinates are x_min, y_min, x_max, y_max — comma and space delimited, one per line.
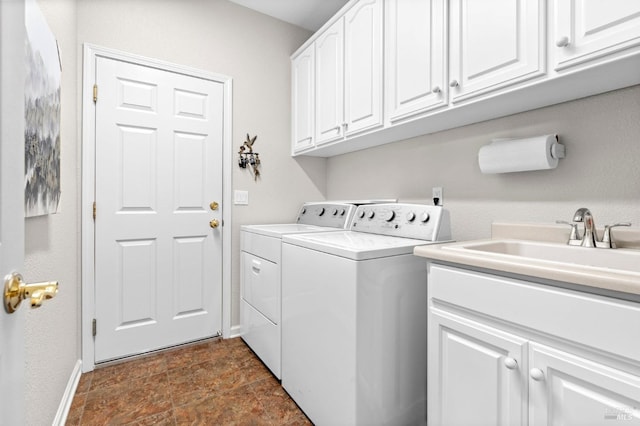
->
429, 308, 527, 425
529, 343, 640, 426
427, 263, 640, 426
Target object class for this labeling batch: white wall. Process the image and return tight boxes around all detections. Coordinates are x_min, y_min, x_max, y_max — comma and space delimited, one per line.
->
24, 0, 79, 424
22, 0, 320, 423
327, 85, 640, 240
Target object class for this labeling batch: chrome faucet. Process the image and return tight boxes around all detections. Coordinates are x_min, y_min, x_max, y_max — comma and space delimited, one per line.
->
558, 208, 632, 249
572, 207, 597, 248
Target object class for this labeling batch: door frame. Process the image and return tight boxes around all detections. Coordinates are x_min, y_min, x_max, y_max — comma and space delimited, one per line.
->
81, 44, 233, 372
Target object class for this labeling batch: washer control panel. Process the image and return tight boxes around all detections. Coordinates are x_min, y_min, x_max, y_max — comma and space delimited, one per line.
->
296, 202, 357, 229
350, 203, 452, 241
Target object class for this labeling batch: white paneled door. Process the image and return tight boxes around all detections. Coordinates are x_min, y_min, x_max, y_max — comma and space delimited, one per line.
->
94, 57, 224, 362
1, 0, 26, 422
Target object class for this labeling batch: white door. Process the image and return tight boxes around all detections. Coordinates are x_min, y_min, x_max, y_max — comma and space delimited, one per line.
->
0, 0, 26, 423
428, 308, 527, 426
385, 0, 447, 123
449, 0, 545, 103
93, 56, 224, 362
291, 43, 315, 154
315, 18, 344, 145
343, 0, 383, 136
529, 343, 640, 426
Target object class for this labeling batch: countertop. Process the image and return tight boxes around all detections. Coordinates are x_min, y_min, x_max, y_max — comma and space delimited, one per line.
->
414, 222, 640, 297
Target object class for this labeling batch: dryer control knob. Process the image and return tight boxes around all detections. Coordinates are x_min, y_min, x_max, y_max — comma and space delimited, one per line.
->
420, 212, 430, 223
318, 207, 325, 216
367, 211, 375, 219
339, 209, 346, 216
384, 211, 395, 222
406, 212, 416, 222
331, 208, 338, 216
358, 210, 366, 219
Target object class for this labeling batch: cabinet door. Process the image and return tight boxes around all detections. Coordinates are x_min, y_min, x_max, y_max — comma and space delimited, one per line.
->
553, 0, 640, 71
529, 343, 640, 426
449, 0, 545, 103
386, 0, 446, 123
315, 18, 344, 145
344, 0, 383, 135
429, 308, 527, 426
291, 44, 315, 153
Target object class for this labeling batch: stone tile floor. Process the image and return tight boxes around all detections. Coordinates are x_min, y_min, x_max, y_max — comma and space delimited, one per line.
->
66, 337, 312, 425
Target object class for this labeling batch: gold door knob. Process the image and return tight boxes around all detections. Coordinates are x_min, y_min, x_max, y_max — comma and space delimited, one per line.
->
210, 219, 220, 229
210, 201, 219, 211
4, 272, 58, 314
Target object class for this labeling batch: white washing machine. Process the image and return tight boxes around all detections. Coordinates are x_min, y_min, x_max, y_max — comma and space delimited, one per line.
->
241, 201, 393, 379
281, 203, 452, 426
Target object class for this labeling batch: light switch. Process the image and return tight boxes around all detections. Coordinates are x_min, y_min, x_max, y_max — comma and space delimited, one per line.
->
234, 190, 249, 205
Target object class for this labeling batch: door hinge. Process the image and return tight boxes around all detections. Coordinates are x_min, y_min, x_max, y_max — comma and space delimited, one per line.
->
93, 84, 98, 103
93, 201, 96, 220
92, 318, 97, 337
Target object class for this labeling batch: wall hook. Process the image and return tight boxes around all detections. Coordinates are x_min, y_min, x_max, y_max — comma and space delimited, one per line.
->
238, 134, 261, 181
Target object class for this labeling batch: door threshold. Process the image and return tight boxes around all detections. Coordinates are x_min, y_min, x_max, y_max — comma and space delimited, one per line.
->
94, 335, 223, 369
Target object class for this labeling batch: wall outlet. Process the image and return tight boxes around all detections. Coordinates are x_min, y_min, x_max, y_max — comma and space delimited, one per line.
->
432, 187, 443, 206
234, 190, 249, 205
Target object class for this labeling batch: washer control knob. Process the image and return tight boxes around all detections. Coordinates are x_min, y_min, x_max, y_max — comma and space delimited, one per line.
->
318, 207, 325, 216
420, 212, 430, 223
339, 209, 346, 216
384, 211, 395, 222
406, 212, 416, 222
358, 210, 366, 219
301, 208, 307, 215
331, 208, 338, 216
367, 210, 375, 219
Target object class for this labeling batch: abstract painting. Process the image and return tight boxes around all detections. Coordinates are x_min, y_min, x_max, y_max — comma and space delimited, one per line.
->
24, 0, 61, 217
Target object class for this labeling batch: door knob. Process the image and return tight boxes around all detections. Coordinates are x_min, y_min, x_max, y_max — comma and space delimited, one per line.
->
210, 201, 219, 211
4, 272, 58, 314
210, 219, 220, 229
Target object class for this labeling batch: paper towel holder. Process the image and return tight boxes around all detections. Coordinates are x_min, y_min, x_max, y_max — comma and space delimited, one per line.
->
478, 134, 565, 174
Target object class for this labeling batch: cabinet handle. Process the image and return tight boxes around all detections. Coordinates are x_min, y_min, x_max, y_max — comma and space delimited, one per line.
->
332, 125, 341, 133
449, 80, 459, 88
432, 86, 442, 94
556, 36, 570, 47
251, 259, 261, 274
530, 368, 545, 381
503, 357, 518, 370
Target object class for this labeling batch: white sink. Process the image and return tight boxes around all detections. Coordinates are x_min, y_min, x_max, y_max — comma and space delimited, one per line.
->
444, 240, 640, 274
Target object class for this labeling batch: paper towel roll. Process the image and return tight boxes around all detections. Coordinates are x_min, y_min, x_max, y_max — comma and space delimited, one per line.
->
478, 134, 564, 174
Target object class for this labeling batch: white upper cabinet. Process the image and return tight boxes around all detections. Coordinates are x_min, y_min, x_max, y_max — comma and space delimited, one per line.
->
315, 18, 345, 146
291, 44, 315, 154
553, 0, 640, 71
344, 0, 383, 135
385, 0, 447, 123
449, 0, 546, 103
291, 0, 640, 157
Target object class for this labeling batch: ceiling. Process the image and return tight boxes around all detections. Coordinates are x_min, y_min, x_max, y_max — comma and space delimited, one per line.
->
228, 0, 349, 32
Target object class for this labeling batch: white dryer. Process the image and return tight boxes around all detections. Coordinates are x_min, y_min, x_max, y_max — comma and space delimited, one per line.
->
241, 201, 389, 379
281, 203, 452, 426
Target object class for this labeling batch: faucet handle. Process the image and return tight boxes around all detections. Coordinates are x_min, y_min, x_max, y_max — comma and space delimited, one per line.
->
599, 222, 631, 248
556, 220, 581, 245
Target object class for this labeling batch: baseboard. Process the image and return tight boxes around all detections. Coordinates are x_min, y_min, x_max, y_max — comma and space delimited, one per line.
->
229, 324, 242, 338
52, 359, 82, 426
